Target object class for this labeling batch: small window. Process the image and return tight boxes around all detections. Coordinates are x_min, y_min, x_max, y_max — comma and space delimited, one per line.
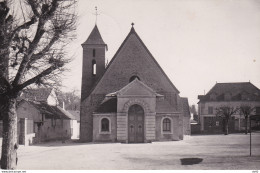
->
101, 118, 109, 132
208, 106, 213, 114
93, 49, 96, 57
163, 118, 171, 132
92, 59, 96, 75
129, 75, 140, 82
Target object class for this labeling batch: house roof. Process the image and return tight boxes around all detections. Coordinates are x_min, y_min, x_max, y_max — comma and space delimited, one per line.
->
83, 25, 179, 101
82, 25, 107, 46
181, 97, 191, 117
27, 100, 75, 120
19, 88, 53, 102
67, 110, 80, 121
198, 82, 260, 102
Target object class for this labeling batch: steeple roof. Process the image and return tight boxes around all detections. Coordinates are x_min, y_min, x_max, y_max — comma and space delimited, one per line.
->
82, 25, 106, 45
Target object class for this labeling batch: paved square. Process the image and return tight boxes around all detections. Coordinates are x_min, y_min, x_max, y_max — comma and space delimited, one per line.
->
2, 133, 260, 170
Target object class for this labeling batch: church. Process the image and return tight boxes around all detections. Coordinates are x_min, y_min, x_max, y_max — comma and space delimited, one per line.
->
80, 23, 191, 143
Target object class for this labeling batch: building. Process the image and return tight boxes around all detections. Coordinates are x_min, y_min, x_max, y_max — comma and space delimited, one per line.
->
80, 24, 190, 143
198, 82, 260, 134
0, 88, 79, 146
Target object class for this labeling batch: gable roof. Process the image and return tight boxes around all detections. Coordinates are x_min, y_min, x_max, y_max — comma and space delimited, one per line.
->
106, 78, 163, 97
198, 82, 260, 102
181, 97, 191, 117
82, 25, 106, 46
24, 100, 75, 120
19, 88, 53, 102
83, 26, 179, 101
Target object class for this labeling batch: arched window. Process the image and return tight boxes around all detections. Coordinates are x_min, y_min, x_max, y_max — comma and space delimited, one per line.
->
93, 49, 96, 57
92, 59, 96, 75
163, 118, 171, 132
129, 75, 140, 83
101, 118, 109, 132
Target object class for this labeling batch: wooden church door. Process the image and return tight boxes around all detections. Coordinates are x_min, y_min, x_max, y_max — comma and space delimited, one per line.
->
128, 104, 144, 143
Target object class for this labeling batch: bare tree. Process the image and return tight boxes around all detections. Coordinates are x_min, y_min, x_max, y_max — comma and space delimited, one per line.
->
0, 0, 76, 169
57, 89, 80, 111
215, 106, 238, 135
239, 105, 255, 135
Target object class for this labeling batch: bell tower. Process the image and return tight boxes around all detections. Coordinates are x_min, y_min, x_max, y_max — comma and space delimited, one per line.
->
81, 24, 107, 101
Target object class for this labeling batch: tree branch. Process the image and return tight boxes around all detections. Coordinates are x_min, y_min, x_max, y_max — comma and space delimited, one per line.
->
17, 65, 58, 90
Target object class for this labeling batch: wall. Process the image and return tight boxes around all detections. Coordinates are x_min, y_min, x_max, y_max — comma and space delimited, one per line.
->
93, 113, 117, 142
38, 119, 71, 142
198, 101, 260, 133
71, 120, 80, 139
17, 118, 35, 146
155, 114, 180, 141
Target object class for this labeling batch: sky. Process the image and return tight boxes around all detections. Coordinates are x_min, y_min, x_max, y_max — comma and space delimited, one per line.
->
62, 0, 260, 106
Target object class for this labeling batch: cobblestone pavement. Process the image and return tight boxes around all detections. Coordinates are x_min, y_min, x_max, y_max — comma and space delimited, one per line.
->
2, 133, 260, 170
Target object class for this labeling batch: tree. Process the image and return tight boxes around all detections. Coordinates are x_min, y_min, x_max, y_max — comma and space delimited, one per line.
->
0, 0, 76, 169
215, 106, 238, 135
57, 89, 80, 111
189, 104, 198, 121
239, 105, 255, 134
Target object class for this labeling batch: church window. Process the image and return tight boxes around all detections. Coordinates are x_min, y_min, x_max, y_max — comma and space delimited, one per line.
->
162, 118, 171, 132
93, 49, 96, 57
92, 59, 96, 75
101, 118, 109, 132
129, 75, 140, 82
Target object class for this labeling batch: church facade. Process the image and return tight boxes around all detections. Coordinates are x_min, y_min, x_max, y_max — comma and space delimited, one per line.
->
80, 24, 190, 143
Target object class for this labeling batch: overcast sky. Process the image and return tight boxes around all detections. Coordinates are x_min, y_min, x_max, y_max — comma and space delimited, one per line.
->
62, 0, 260, 106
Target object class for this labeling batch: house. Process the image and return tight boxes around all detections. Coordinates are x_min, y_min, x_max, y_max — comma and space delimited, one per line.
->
198, 82, 260, 134
0, 88, 79, 146
67, 110, 80, 139
80, 23, 191, 143
16, 100, 75, 145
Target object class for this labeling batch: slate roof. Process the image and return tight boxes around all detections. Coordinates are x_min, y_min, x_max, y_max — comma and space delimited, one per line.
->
83, 25, 180, 101
95, 98, 117, 113
198, 82, 260, 102
181, 97, 191, 117
27, 101, 74, 120
19, 88, 53, 102
82, 25, 106, 46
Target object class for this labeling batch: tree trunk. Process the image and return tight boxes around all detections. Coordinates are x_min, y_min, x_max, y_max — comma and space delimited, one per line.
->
1, 98, 18, 169
224, 119, 229, 135
245, 115, 248, 135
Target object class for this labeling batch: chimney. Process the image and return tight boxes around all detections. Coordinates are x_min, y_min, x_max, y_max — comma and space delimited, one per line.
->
63, 101, 65, 110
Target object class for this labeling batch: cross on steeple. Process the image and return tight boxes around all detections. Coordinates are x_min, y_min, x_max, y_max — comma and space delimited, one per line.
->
93, 6, 100, 25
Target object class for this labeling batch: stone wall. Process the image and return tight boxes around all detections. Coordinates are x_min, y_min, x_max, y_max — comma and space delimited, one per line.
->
93, 113, 117, 142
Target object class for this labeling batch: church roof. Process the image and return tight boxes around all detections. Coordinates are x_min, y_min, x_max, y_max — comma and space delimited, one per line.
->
95, 98, 117, 113
181, 97, 191, 117
83, 25, 179, 101
106, 78, 164, 97
82, 25, 106, 45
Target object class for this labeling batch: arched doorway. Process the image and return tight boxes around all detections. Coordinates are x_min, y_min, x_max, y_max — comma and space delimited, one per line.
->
128, 104, 144, 143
